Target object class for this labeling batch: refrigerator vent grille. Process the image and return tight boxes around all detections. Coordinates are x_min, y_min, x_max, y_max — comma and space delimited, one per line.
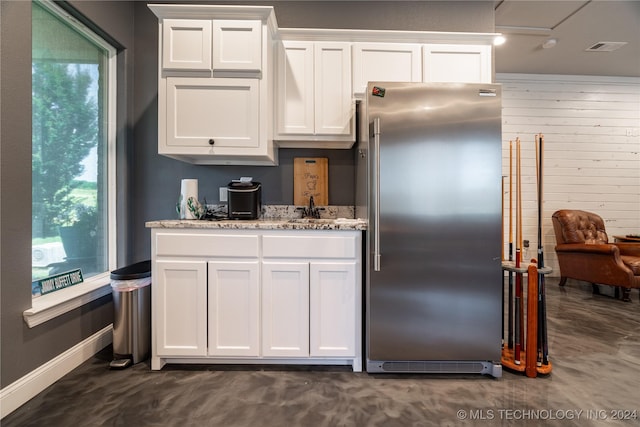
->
381, 361, 486, 374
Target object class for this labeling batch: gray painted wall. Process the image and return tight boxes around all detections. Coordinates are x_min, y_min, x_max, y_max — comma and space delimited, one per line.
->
1, 0, 35, 388
0, 0, 136, 388
0, 0, 493, 389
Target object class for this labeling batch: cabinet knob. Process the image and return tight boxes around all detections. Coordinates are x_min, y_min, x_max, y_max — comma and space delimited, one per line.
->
208, 139, 215, 146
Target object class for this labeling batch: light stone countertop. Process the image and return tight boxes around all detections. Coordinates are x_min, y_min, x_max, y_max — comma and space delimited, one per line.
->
145, 218, 367, 231
145, 205, 367, 231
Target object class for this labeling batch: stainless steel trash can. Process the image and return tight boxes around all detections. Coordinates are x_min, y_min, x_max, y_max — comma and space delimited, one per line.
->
110, 260, 151, 369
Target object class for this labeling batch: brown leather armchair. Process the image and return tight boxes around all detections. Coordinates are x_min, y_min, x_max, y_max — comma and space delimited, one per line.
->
552, 209, 640, 301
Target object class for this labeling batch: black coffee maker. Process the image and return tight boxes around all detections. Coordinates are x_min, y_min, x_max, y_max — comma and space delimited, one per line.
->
227, 180, 261, 219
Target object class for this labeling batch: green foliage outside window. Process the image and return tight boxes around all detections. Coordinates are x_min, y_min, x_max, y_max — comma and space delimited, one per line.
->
32, 61, 98, 237
31, 0, 114, 284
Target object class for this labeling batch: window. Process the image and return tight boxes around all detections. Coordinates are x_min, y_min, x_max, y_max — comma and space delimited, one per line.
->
31, 0, 116, 297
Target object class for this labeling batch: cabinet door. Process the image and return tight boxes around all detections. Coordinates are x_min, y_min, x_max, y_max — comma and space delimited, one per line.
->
155, 260, 207, 356
276, 41, 315, 135
314, 42, 353, 136
423, 44, 491, 83
162, 19, 212, 71
352, 43, 421, 94
262, 262, 310, 357
309, 262, 357, 357
208, 261, 260, 357
275, 41, 354, 146
212, 20, 262, 73
165, 77, 259, 149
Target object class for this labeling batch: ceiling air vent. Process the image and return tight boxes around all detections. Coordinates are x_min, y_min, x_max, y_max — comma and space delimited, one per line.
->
585, 42, 627, 52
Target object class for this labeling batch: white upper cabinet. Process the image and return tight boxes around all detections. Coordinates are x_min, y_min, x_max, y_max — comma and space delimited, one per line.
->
151, 4, 496, 159
352, 43, 422, 94
164, 77, 260, 149
161, 18, 262, 75
150, 4, 277, 166
275, 41, 354, 148
353, 42, 491, 94
314, 43, 353, 137
162, 19, 212, 71
212, 20, 262, 74
276, 41, 314, 136
423, 44, 492, 83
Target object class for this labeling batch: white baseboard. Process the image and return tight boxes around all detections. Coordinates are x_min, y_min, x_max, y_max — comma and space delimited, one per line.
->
0, 324, 113, 419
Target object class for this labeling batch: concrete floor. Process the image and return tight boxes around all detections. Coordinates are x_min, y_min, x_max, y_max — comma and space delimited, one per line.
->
3, 279, 639, 427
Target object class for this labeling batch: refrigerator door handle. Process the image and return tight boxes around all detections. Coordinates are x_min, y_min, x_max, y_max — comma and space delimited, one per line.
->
373, 117, 381, 271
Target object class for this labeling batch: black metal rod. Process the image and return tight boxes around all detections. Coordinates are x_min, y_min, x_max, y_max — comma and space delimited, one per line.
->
508, 244, 513, 349
536, 134, 549, 365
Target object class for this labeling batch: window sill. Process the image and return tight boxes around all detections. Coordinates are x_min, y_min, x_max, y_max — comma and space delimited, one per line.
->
23, 273, 112, 328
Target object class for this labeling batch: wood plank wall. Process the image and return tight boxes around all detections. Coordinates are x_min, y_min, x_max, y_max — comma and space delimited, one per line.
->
497, 73, 640, 277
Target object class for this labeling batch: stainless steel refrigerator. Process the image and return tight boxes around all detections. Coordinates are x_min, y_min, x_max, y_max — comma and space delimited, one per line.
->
356, 82, 503, 377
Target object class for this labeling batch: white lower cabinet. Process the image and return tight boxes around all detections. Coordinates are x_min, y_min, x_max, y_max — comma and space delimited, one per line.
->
151, 228, 362, 371
261, 262, 309, 357
208, 261, 260, 357
262, 261, 357, 359
155, 260, 208, 358
310, 262, 357, 357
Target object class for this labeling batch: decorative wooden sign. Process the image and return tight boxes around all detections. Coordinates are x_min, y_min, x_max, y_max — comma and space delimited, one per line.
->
293, 157, 328, 206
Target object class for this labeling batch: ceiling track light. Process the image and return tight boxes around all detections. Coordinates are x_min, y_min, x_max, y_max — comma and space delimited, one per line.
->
495, 25, 552, 36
